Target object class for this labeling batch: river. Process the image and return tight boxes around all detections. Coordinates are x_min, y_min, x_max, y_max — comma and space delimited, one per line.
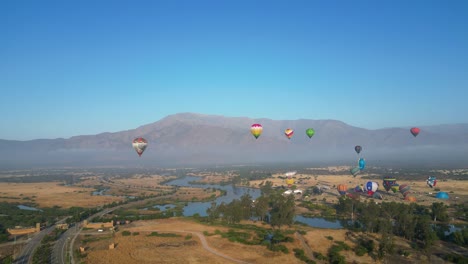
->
164, 176, 343, 229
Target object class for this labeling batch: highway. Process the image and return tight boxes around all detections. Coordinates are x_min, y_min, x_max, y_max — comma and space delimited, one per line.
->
13, 225, 55, 264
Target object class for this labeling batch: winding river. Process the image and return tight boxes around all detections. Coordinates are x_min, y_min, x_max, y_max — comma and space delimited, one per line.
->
163, 176, 344, 229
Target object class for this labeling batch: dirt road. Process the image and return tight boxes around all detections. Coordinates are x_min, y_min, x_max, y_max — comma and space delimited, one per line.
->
138, 229, 251, 264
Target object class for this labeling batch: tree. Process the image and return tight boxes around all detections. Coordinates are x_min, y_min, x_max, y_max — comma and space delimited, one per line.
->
206, 202, 219, 223
239, 193, 253, 220
270, 194, 295, 229
260, 181, 274, 196
253, 196, 269, 222
431, 202, 448, 222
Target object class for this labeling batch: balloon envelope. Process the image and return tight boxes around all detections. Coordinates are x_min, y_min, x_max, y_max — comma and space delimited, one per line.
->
350, 167, 360, 177
354, 185, 364, 193
427, 176, 437, 188
383, 176, 397, 192
337, 184, 347, 195
251, 124, 263, 139
284, 128, 294, 139
399, 184, 411, 197
132, 137, 148, 157
355, 146, 362, 154
358, 158, 366, 170
391, 183, 400, 193
405, 196, 417, 202
306, 128, 315, 138
410, 127, 420, 137
372, 192, 383, 200
435, 192, 449, 199
365, 181, 378, 196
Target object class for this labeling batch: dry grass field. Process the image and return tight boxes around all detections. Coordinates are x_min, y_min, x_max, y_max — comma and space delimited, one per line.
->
83, 218, 421, 264
0, 182, 123, 208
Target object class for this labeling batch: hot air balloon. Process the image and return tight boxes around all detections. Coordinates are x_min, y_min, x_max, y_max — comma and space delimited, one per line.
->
372, 192, 383, 200
350, 167, 360, 177
391, 183, 399, 193
410, 127, 420, 137
354, 185, 364, 193
427, 176, 437, 188
405, 196, 417, 202
285, 171, 297, 177
306, 128, 315, 138
358, 158, 366, 170
251, 124, 263, 139
383, 176, 397, 192
132, 137, 148, 157
285, 178, 295, 188
285, 128, 294, 139
337, 184, 347, 196
399, 184, 411, 197
355, 146, 362, 154
365, 181, 378, 196
435, 192, 449, 200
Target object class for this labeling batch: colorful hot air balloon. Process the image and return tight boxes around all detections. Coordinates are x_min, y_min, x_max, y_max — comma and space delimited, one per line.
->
391, 183, 399, 193
410, 127, 420, 137
251, 124, 263, 139
132, 137, 148, 157
285, 128, 294, 139
358, 158, 366, 170
354, 185, 364, 193
427, 176, 437, 188
337, 184, 347, 196
306, 128, 315, 138
365, 181, 378, 196
383, 176, 397, 192
355, 146, 362, 154
399, 184, 411, 197
350, 167, 360, 177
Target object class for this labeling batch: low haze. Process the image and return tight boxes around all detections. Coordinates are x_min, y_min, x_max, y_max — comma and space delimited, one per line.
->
1, 0, 468, 140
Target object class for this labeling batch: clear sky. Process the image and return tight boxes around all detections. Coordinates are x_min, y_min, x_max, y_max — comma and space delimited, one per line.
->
1, 0, 467, 140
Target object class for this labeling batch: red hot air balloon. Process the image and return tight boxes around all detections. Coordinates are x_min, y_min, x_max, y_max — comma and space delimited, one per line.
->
410, 127, 420, 137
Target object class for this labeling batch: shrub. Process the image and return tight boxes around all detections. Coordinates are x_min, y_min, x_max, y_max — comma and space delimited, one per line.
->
122, 231, 131, 236
354, 245, 367, 256
326, 236, 334, 240
132, 232, 139, 236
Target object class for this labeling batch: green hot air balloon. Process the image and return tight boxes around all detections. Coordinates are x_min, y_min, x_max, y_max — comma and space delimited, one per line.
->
306, 128, 315, 138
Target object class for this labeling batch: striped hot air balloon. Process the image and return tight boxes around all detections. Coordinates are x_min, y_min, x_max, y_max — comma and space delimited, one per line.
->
337, 184, 347, 196
399, 184, 411, 197
284, 128, 294, 139
250, 124, 263, 139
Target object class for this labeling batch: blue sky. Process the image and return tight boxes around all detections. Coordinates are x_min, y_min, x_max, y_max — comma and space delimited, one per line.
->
1, 0, 467, 140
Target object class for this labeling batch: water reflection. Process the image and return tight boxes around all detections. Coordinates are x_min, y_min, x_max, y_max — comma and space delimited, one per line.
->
164, 176, 344, 229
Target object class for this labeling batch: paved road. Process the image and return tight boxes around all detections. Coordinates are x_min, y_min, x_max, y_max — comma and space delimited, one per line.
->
13, 225, 55, 264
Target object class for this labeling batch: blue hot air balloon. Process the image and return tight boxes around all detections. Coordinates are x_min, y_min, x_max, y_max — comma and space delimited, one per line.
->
435, 192, 449, 200
358, 158, 366, 170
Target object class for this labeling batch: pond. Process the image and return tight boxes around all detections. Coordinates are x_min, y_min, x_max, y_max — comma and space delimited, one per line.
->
17, 205, 42, 211
164, 176, 343, 229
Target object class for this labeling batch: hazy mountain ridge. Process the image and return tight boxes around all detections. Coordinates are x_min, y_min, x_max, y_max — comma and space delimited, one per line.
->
1, 113, 467, 168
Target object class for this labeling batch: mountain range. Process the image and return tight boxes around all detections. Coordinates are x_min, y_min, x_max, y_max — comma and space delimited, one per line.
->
1, 113, 467, 168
